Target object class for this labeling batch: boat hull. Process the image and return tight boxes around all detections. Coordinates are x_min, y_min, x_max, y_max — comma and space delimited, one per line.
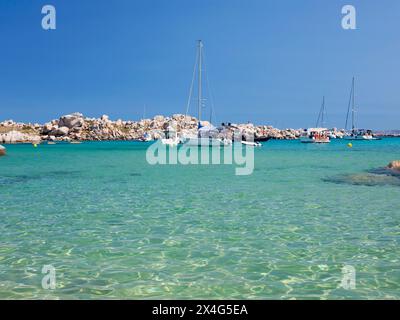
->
161, 138, 179, 146
241, 141, 262, 147
344, 136, 378, 141
300, 137, 330, 144
182, 137, 232, 147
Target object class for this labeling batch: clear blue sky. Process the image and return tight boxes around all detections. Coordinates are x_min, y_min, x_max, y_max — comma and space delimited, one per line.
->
0, 0, 399, 129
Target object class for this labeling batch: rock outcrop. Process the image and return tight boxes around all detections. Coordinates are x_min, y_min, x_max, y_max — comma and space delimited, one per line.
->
58, 112, 84, 129
50, 126, 70, 137
0, 130, 41, 144
0, 113, 344, 144
387, 160, 400, 171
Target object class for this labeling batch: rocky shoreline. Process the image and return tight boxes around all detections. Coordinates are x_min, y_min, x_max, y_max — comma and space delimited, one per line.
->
0, 112, 348, 144
0, 112, 388, 144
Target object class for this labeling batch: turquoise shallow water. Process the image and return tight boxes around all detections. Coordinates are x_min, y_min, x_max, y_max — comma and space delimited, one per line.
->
0, 139, 399, 299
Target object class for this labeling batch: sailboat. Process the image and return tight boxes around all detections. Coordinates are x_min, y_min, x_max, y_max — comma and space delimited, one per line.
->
180, 40, 231, 146
344, 77, 378, 140
300, 96, 330, 143
161, 123, 180, 146
139, 104, 155, 142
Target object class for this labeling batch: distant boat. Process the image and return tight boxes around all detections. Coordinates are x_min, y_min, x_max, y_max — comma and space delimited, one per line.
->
180, 40, 232, 147
241, 141, 262, 147
139, 132, 154, 142
0, 145, 6, 156
47, 141, 56, 145
300, 96, 331, 143
70, 141, 82, 144
240, 131, 263, 147
161, 125, 180, 146
344, 77, 379, 140
139, 105, 155, 142
300, 128, 330, 143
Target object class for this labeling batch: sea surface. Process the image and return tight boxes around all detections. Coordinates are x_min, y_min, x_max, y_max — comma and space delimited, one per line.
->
0, 139, 399, 299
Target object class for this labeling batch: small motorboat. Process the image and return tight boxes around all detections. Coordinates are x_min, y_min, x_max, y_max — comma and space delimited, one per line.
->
161, 137, 180, 146
70, 141, 82, 144
0, 145, 6, 156
139, 133, 153, 142
182, 136, 232, 147
241, 141, 262, 147
300, 128, 330, 143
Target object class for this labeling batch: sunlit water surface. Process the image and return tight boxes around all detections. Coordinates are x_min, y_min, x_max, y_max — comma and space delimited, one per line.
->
0, 139, 399, 299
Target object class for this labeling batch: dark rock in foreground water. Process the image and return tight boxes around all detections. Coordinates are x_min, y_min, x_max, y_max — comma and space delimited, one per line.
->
386, 160, 400, 171
324, 173, 400, 187
324, 162, 400, 187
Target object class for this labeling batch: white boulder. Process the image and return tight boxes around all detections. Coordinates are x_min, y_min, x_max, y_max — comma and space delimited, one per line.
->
50, 126, 69, 136
58, 113, 84, 129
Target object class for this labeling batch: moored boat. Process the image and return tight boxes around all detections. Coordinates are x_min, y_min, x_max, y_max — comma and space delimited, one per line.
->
344, 77, 379, 140
300, 128, 330, 143
241, 140, 262, 147
180, 40, 232, 147
300, 96, 331, 144
161, 125, 180, 146
140, 133, 153, 142
344, 129, 380, 140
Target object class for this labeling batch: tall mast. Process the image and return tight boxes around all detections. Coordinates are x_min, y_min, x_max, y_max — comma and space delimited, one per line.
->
352, 77, 355, 131
321, 96, 325, 127
316, 96, 325, 128
197, 40, 203, 123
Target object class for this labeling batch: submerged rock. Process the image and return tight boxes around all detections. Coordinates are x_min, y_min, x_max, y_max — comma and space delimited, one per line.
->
325, 173, 400, 187
325, 162, 400, 187
369, 167, 400, 178
386, 160, 400, 171
0, 145, 5, 156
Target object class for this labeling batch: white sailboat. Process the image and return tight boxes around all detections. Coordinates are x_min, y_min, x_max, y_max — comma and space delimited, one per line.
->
344, 77, 378, 140
181, 40, 232, 147
300, 96, 330, 143
139, 104, 155, 142
161, 124, 180, 146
